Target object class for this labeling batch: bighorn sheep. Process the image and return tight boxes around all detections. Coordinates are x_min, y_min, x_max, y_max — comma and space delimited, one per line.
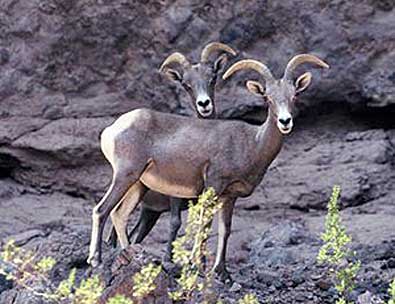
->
88, 54, 329, 281
105, 42, 237, 260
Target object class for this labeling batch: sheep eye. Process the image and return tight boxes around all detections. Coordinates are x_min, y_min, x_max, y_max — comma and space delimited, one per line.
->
183, 83, 192, 91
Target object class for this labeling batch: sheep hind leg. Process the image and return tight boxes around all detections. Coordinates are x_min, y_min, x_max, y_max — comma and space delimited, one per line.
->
128, 207, 161, 244
88, 173, 138, 267
104, 223, 118, 248
110, 181, 148, 249
104, 185, 143, 248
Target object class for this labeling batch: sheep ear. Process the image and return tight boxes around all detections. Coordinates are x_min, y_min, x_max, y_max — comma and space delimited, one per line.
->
163, 68, 183, 82
213, 54, 228, 73
246, 80, 265, 96
295, 72, 312, 94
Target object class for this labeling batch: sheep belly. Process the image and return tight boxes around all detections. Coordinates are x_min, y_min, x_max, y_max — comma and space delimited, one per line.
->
139, 161, 203, 198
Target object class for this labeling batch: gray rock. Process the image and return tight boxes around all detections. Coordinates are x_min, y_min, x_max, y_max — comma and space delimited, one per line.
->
249, 221, 318, 267
4, 229, 49, 247
0, 273, 12, 295
254, 127, 395, 210
357, 291, 385, 304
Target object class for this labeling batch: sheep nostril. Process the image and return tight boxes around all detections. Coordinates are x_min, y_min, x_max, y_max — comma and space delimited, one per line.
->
279, 117, 291, 126
198, 99, 211, 108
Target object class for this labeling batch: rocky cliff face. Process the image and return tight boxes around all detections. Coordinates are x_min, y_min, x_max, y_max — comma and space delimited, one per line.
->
0, 0, 394, 302
0, 0, 394, 204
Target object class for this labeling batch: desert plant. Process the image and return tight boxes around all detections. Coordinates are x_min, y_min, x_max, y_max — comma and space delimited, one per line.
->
107, 294, 134, 304
389, 278, 395, 304
238, 293, 260, 304
132, 262, 162, 300
169, 187, 222, 302
0, 240, 59, 301
318, 185, 360, 304
73, 275, 103, 304
0, 240, 135, 303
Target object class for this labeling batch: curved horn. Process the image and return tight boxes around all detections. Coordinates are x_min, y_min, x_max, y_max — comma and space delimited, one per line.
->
283, 54, 329, 80
200, 42, 237, 63
222, 59, 274, 83
159, 52, 191, 72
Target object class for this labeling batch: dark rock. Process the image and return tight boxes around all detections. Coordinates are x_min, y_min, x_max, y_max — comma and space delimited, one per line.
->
229, 282, 242, 292
0, 48, 10, 65
291, 269, 305, 286
99, 245, 171, 304
259, 126, 395, 210
294, 294, 306, 302
316, 279, 331, 291
356, 290, 386, 304
382, 258, 395, 269
0, 230, 171, 304
256, 270, 279, 286
242, 203, 260, 211
0, 273, 13, 295
4, 229, 49, 247
273, 278, 285, 290
249, 221, 318, 267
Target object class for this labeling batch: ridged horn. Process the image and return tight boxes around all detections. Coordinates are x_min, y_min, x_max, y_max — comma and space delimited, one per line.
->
222, 59, 274, 83
159, 52, 191, 72
200, 42, 237, 63
283, 54, 329, 80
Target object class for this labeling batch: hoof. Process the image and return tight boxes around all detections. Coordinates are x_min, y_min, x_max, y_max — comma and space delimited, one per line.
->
217, 271, 233, 284
118, 248, 132, 264
87, 252, 101, 268
213, 267, 233, 285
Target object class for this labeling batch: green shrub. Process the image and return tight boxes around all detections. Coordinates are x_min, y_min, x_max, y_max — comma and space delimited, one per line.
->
238, 293, 260, 304
56, 268, 77, 299
73, 275, 103, 304
317, 185, 360, 304
132, 262, 161, 299
0, 240, 126, 304
169, 187, 222, 302
389, 278, 395, 304
0, 240, 59, 301
107, 294, 134, 304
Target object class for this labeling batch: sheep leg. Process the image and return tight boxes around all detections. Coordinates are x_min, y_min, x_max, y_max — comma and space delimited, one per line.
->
104, 186, 140, 247
105, 193, 128, 247
104, 187, 153, 247
110, 181, 148, 249
164, 197, 184, 262
129, 207, 161, 244
104, 223, 118, 248
212, 197, 235, 282
88, 174, 138, 267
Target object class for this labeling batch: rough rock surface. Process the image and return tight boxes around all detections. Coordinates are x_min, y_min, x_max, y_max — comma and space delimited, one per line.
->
0, 0, 394, 303
98, 245, 171, 304
224, 214, 395, 304
0, 0, 394, 200
0, 228, 171, 304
